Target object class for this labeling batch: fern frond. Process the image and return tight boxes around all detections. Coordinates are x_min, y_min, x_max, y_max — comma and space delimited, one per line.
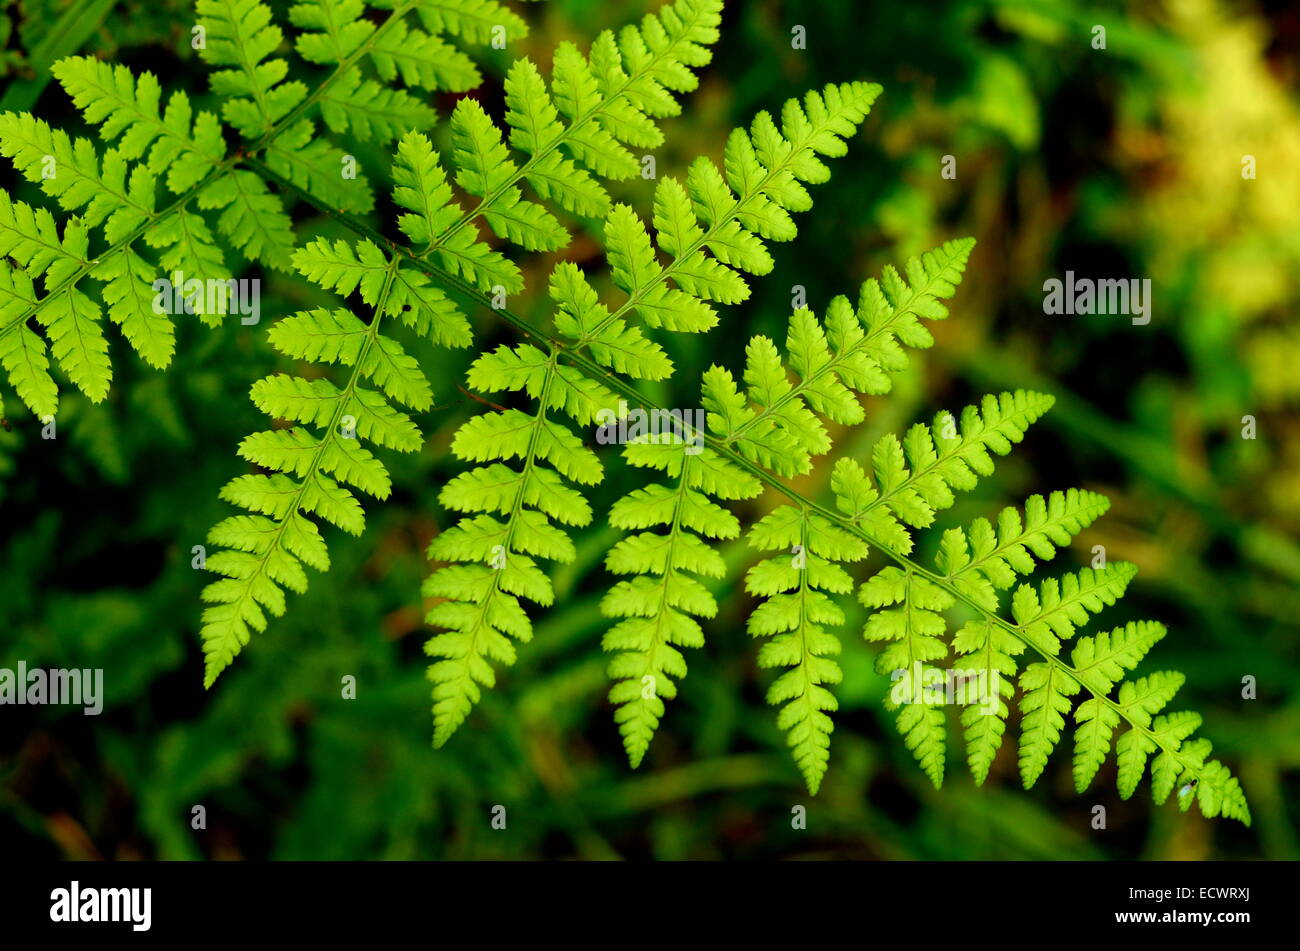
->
846, 458, 1247, 820
595, 81, 883, 337
63, 0, 1243, 825
746, 505, 866, 792
450, 97, 566, 252
424, 344, 616, 745
0, 112, 156, 240
604, 441, 757, 766
598, 244, 980, 782
1009, 562, 1138, 655
701, 238, 975, 478
786, 416, 1246, 816
93, 249, 176, 368
0, 191, 114, 406
290, 0, 380, 67
148, 209, 230, 291
861, 567, 953, 788
391, 129, 519, 293
1017, 660, 1080, 790
736, 380, 1047, 789
407, 0, 725, 277
951, 618, 1023, 785
0, 192, 86, 281
369, 19, 481, 93
1070, 620, 1165, 791
201, 169, 297, 270
198, 0, 308, 138
199, 140, 469, 687
426, 77, 881, 751
266, 119, 376, 215
317, 63, 437, 143
50, 56, 226, 193
937, 488, 1111, 611
404, 0, 529, 45
0, 0, 702, 419
856, 389, 1057, 549
542, 221, 1250, 820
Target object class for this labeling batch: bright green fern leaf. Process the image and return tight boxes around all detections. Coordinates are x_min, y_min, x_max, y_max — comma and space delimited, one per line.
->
199, 139, 470, 687
747, 506, 867, 792
426, 76, 881, 750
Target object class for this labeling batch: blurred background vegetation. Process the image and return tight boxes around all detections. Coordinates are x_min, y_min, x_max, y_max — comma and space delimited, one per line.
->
1, 0, 1297, 860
